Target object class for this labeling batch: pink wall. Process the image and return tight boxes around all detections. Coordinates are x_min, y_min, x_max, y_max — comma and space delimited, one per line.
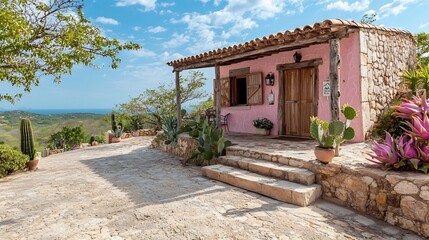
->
219, 32, 363, 141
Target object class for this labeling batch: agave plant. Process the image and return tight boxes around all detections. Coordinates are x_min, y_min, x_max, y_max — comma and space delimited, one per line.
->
368, 93, 429, 173
403, 113, 429, 140
392, 91, 429, 119
367, 132, 398, 167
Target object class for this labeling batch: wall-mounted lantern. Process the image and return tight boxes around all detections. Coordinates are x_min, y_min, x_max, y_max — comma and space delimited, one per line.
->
265, 72, 275, 86
268, 90, 275, 105
293, 51, 302, 63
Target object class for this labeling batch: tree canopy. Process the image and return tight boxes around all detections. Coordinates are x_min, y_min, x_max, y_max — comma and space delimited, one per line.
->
0, 0, 140, 103
360, 12, 377, 24
117, 71, 208, 128
415, 32, 429, 66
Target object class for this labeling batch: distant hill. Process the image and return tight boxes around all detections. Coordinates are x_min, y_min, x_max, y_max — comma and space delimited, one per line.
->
0, 111, 110, 151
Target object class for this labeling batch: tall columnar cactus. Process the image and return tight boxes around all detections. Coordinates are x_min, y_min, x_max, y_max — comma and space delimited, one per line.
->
20, 118, 35, 160
111, 113, 117, 131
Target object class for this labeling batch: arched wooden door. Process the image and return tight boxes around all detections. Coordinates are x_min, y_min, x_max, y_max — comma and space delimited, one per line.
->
284, 67, 315, 137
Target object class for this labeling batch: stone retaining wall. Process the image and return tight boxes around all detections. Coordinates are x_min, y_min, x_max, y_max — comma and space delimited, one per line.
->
151, 133, 199, 159
359, 28, 416, 137
315, 164, 429, 237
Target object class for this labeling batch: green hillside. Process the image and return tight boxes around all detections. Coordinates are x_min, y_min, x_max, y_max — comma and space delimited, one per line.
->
0, 111, 110, 151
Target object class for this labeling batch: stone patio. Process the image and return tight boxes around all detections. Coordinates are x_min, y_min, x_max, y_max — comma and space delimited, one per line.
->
154, 133, 429, 237
0, 136, 421, 239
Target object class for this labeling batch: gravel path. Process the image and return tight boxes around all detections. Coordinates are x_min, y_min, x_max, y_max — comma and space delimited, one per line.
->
0, 137, 421, 240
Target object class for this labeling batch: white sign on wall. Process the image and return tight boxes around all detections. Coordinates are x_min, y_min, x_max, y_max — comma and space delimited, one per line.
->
323, 81, 330, 96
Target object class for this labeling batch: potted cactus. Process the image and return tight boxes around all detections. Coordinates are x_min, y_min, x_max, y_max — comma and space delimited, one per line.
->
310, 104, 357, 163
111, 126, 123, 143
20, 118, 40, 170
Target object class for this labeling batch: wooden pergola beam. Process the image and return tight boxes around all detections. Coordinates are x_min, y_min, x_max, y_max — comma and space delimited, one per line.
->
215, 65, 221, 127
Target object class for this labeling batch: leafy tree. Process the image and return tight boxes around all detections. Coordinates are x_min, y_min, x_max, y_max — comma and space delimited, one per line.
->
189, 97, 214, 118
360, 12, 377, 24
117, 71, 208, 129
0, 0, 140, 103
415, 32, 429, 66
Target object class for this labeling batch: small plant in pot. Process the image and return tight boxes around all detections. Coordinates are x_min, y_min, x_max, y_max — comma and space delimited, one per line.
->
252, 117, 273, 135
111, 127, 123, 143
20, 118, 40, 170
310, 104, 357, 163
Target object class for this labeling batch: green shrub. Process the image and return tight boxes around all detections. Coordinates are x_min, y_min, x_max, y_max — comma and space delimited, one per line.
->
47, 125, 86, 150
372, 100, 407, 138
0, 144, 29, 177
95, 134, 105, 144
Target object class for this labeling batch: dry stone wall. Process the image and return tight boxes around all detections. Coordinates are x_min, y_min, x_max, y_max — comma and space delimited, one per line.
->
151, 133, 199, 159
317, 164, 429, 238
359, 29, 416, 138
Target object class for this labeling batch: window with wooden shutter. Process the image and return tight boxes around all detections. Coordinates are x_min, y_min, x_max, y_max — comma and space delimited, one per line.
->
246, 72, 263, 105
218, 77, 230, 107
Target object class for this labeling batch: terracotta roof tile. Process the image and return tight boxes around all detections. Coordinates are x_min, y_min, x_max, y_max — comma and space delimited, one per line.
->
167, 19, 413, 69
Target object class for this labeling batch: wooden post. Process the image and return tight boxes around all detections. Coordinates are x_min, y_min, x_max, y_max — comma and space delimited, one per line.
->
329, 38, 340, 121
215, 65, 221, 127
277, 67, 285, 135
175, 70, 181, 132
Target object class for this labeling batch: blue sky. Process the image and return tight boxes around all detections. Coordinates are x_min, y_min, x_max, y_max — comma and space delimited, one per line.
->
1, 0, 428, 110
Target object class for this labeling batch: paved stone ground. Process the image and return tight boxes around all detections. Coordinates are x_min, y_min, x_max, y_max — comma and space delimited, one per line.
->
0, 137, 422, 240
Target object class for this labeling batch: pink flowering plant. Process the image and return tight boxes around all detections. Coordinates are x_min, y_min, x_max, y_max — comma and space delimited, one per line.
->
368, 92, 429, 173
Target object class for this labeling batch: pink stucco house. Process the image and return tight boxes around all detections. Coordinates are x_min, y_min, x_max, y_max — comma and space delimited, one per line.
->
167, 19, 416, 142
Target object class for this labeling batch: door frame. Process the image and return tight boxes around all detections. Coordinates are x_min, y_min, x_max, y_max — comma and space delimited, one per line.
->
276, 58, 322, 136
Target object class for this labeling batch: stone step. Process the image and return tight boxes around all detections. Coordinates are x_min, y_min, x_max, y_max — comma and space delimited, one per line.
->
202, 165, 322, 207
218, 155, 315, 185
226, 146, 311, 169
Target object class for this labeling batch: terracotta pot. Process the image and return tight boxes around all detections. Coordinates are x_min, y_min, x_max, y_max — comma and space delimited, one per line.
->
255, 128, 270, 135
314, 147, 335, 163
111, 137, 121, 143
27, 159, 40, 171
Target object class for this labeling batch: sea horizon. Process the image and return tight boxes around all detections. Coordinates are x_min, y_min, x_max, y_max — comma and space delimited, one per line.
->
0, 108, 112, 115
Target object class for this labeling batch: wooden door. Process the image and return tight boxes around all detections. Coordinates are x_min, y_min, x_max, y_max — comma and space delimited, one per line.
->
284, 67, 315, 137
285, 69, 300, 136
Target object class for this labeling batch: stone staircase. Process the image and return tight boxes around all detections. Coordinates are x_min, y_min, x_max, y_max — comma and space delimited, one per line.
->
202, 146, 322, 207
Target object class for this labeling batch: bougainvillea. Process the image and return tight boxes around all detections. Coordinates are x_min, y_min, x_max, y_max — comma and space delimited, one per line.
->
368, 92, 429, 173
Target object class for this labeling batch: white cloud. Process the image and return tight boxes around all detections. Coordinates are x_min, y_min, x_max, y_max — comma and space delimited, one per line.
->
160, 2, 175, 7
160, 52, 185, 62
200, 0, 210, 3
221, 17, 257, 39
223, 0, 287, 20
130, 48, 157, 57
379, 0, 417, 18
169, 0, 304, 53
116, 0, 157, 11
214, 0, 223, 6
326, 0, 370, 12
148, 26, 167, 33
121, 64, 172, 83
419, 22, 429, 29
163, 33, 190, 48
133, 26, 142, 31
95, 16, 119, 25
